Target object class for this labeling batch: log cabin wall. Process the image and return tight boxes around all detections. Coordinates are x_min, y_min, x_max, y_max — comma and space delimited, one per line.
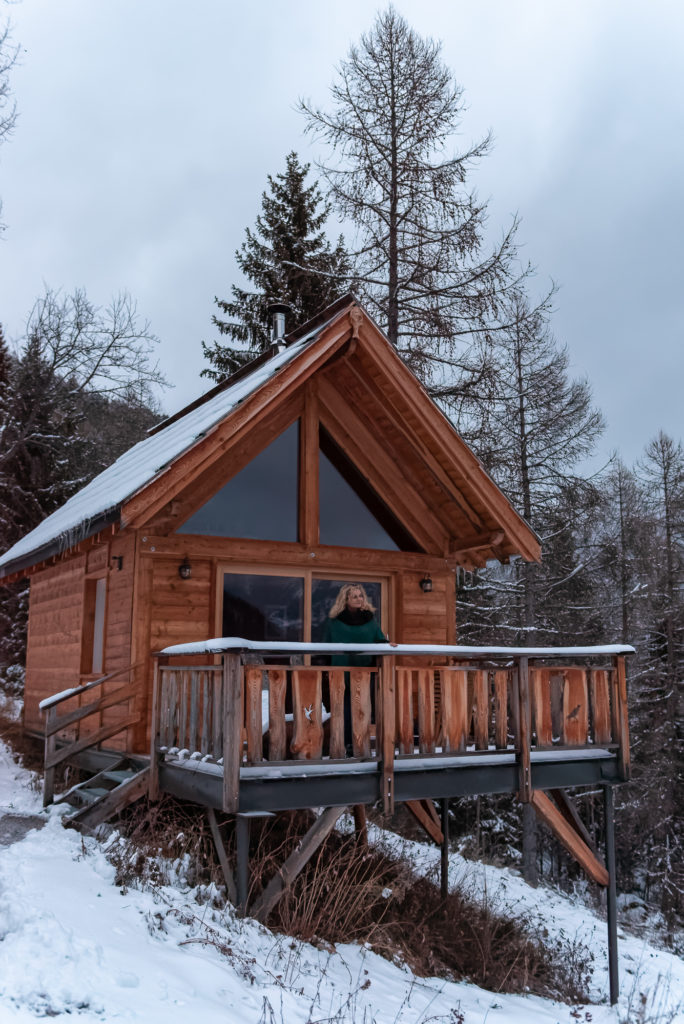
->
23, 535, 136, 744
24, 555, 86, 733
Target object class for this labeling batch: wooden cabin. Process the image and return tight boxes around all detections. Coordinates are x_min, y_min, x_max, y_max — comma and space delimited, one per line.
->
1, 294, 547, 746
0, 295, 632, 999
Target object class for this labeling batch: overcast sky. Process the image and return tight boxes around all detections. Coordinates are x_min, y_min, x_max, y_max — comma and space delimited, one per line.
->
0, 0, 682, 467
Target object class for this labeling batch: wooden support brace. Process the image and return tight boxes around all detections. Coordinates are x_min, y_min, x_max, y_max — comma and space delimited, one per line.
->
530, 790, 609, 886
251, 806, 347, 923
207, 807, 238, 906
405, 799, 444, 846
549, 788, 600, 857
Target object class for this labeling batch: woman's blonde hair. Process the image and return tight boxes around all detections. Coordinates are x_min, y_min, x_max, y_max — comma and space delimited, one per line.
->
328, 583, 376, 619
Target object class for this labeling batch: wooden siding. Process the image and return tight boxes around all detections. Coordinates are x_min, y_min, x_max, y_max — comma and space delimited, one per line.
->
24, 556, 86, 733
400, 572, 451, 644
149, 556, 213, 649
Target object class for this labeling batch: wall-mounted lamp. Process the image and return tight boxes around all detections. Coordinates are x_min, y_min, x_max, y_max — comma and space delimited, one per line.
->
419, 573, 433, 593
111, 555, 123, 572
178, 557, 192, 580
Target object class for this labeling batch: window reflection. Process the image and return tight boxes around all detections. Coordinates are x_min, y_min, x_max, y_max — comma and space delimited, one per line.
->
179, 422, 299, 542
222, 573, 304, 642
318, 427, 421, 551
311, 578, 383, 642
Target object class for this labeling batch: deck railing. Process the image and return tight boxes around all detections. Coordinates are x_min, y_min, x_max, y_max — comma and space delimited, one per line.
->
150, 641, 632, 814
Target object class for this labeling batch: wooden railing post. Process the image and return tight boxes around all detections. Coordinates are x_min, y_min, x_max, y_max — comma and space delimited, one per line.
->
148, 656, 160, 801
43, 706, 57, 807
614, 655, 631, 781
222, 653, 243, 813
515, 655, 532, 802
379, 656, 395, 815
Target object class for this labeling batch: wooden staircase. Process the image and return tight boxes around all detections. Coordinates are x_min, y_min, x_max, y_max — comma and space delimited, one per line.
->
53, 756, 150, 833
40, 663, 149, 832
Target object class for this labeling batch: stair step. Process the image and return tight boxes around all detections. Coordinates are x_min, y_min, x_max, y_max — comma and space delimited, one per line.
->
75, 787, 111, 804
102, 769, 137, 784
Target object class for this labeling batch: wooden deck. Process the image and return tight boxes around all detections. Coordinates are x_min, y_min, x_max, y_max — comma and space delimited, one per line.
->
149, 641, 632, 815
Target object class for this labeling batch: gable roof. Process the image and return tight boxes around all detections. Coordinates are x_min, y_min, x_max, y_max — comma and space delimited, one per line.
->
0, 296, 540, 579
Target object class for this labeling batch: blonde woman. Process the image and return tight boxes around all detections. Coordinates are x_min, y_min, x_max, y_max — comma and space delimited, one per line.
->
324, 583, 387, 660
324, 583, 389, 753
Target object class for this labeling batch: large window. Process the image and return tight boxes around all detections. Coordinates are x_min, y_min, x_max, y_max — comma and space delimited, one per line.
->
222, 573, 304, 642
179, 421, 299, 542
319, 427, 421, 551
221, 569, 387, 643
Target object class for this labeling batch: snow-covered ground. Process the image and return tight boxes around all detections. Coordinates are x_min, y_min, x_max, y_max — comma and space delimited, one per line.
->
0, 733, 682, 1024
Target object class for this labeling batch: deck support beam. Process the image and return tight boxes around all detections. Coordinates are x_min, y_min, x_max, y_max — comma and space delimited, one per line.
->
440, 798, 449, 899
207, 808, 237, 906
236, 814, 250, 915
604, 784, 619, 1004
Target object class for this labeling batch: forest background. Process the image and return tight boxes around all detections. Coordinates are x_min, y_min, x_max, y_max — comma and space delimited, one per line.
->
0, 3, 682, 942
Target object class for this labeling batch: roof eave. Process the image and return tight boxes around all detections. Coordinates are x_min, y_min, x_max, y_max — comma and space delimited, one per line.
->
0, 508, 121, 583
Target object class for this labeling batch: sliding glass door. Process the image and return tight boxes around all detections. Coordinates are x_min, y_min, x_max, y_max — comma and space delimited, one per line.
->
220, 568, 387, 643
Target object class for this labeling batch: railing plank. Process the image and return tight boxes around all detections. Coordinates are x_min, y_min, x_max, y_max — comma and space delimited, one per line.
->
493, 670, 509, 750
179, 670, 189, 750
188, 671, 199, 753
291, 669, 324, 760
396, 668, 414, 755
589, 668, 612, 744
267, 669, 287, 761
531, 668, 553, 748
328, 669, 346, 760
441, 668, 467, 753
472, 670, 489, 751
212, 671, 223, 759
379, 658, 395, 814
201, 672, 211, 754
561, 668, 589, 746
245, 667, 264, 763
350, 668, 372, 758
615, 656, 631, 780
417, 669, 435, 754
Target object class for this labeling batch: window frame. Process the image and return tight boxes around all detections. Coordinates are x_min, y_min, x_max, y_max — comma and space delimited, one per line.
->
215, 563, 390, 644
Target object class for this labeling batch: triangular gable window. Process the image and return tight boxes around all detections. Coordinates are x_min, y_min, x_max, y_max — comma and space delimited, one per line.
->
319, 427, 422, 552
178, 421, 299, 542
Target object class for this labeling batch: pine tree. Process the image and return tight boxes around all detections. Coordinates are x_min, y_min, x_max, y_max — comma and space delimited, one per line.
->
202, 152, 352, 381
300, 6, 533, 376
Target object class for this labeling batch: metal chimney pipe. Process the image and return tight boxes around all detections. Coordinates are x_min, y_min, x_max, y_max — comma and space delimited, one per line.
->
267, 301, 292, 352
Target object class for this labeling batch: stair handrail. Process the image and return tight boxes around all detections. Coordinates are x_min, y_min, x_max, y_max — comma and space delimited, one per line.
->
41, 660, 144, 807
39, 661, 144, 712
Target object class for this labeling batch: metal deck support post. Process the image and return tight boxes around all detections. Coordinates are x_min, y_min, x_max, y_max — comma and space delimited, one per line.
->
236, 814, 250, 916
603, 784, 619, 1004
440, 798, 449, 899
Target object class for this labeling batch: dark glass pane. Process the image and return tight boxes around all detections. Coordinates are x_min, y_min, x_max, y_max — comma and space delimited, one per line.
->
311, 578, 383, 642
179, 422, 299, 541
318, 427, 422, 551
222, 573, 304, 642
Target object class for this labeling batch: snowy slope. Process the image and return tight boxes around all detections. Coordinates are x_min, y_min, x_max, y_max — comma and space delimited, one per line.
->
0, 738, 682, 1024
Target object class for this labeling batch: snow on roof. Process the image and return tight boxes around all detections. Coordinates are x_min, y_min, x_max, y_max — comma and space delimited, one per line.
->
160, 637, 635, 657
0, 321, 326, 576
